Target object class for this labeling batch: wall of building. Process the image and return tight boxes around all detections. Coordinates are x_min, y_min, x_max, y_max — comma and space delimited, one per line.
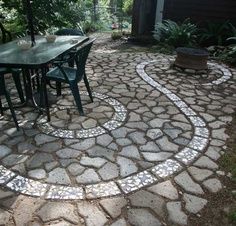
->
163, 0, 236, 25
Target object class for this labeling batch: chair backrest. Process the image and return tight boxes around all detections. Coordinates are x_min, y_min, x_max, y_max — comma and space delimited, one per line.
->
74, 39, 95, 82
55, 28, 84, 36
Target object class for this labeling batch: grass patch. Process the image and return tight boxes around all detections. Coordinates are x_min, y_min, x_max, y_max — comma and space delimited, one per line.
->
228, 209, 236, 223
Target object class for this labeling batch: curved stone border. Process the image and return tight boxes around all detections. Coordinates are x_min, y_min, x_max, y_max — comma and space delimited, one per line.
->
204, 62, 232, 85
37, 91, 127, 139
0, 59, 212, 200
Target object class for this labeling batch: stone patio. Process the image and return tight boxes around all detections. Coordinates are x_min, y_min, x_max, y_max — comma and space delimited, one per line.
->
0, 35, 236, 225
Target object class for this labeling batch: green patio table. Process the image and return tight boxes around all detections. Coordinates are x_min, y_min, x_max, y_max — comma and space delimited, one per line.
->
0, 35, 89, 121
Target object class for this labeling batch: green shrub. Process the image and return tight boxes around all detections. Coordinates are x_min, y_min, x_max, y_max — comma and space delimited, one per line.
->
153, 19, 198, 47
111, 31, 123, 40
199, 21, 236, 46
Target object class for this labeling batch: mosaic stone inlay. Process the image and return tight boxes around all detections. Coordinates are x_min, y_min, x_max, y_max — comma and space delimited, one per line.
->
0, 165, 16, 184
46, 185, 84, 200
151, 159, 182, 178
86, 182, 121, 198
37, 92, 127, 139
117, 171, 157, 194
175, 148, 200, 164
6, 176, 47, 197
0, 59, 214, 200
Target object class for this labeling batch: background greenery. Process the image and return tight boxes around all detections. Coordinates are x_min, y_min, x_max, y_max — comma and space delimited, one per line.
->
0, 0, 133, 36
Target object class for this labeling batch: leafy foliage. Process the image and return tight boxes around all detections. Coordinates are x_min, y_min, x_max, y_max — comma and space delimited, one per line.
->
153, 19, 198, 47
0, 0, 132, 36
199, 21, 236, 46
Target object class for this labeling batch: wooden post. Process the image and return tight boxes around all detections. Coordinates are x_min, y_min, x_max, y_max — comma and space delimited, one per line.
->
131, 0, 157, 39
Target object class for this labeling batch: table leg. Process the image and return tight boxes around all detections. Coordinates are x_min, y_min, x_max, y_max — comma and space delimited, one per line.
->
41, 67, 50, 122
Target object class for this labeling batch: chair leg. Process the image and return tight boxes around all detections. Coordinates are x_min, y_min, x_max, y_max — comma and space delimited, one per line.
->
69, 82, 84, 116
5, 90, 19, 130
56, 81, 62, 96
83, 73, 93, 102
12, 71, 25, 103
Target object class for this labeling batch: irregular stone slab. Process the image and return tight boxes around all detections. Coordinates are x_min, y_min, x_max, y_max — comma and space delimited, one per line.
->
67, 163, 85, 176
127, 208, 162, 226
40, 142, 62, 153
27, 153, 54, 169
100, 197, 127, 218
111, 127, 134, 138
80, 156, 107, 168
174, 171, 204, 195
13, 196, 43, 226
147, 180, 178, 200
70, 138, 95, 150
56, 148, 81, 158
188, 166, 213, 181
194, 156, 218, 169
117, 156, 138, 177
183, 193, 207, 214
129, 190, 165, 217
2, 154, 28, 167
149, 118, 169, 128
142, 152, 172, 161
37, 202, 78, 224
97, 134, 113, 146
0, 189, 14, 199
167, 201, 187, 225
0, 145, 12, 158
46, 168, 71, 185
87, 146, 115, 161
116, 138, 132, 146
119, 145, 141, 159
77, 202, 108, 226
28, 169, 46, 179
140, 141, 160, 152
34, 134, 57, 146
203, 178, 222, 193
76, 169, 101, 184
98, 162, 119, 180
110, 218, 127, 226
156, 137, 179, 152
0, 208, 11, 225
128, 131, 146, 145
146, 128, 163, 140
82, 118, 97, 128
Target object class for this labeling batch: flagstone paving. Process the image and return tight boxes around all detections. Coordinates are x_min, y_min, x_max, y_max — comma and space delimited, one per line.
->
0, 36, 236, 225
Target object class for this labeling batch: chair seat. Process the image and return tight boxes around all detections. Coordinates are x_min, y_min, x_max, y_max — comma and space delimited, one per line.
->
0, 68, 21, 74
46, 66, 82, 83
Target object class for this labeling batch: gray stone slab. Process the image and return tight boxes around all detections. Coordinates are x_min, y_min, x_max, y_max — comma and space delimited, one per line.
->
147, 180, 178, 200
37, 202, 78, 224
203, 178, 222, 193
174, 171, 204, 195
127, 208, 162, 226
183, 193, 207, 214
188, 166, 213, 181
129, 190, 165, 217
119, 145, 141, 160
98, 162, 119, 180
76, 169, 101, 184
56, 148, 82, 159
77, 202, 108, 226
167, 201, 187, 225
46, 168, 71, 185
80, 156, 107, 168
100, 197, 127, 218
117, 156, 138, 177
0, 145, 12, 158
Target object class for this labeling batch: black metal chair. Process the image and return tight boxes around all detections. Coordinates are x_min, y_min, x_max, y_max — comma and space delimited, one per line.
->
0, 74, 19, 129
45, 39, 94, 115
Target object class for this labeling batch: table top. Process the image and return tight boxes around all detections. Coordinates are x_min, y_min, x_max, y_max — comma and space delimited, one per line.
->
0, 35, 89, 68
